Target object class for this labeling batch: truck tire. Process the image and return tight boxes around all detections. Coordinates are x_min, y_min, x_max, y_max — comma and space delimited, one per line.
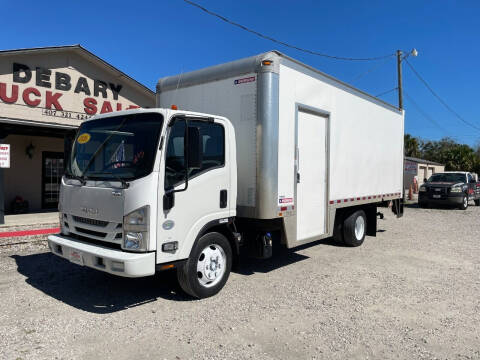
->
343, 210, 366, 247
332, 218, 344, 244
177, 232, 232, 299
459, 195, 468, 210
475, 199, 480, 206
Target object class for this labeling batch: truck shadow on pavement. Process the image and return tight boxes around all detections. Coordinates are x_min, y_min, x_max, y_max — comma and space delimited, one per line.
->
11, 237, 343, 313
11, 252, 191, 313
234, 237, 339, 276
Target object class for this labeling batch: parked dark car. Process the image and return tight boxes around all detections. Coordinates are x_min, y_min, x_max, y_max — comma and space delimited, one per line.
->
418, 172, 480, 210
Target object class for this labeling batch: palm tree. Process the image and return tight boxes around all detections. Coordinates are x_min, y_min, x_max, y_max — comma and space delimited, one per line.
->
404, 134, 420, 158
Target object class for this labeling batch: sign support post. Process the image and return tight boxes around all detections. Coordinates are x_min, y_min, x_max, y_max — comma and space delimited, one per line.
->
0, 166, 3, 225
0, 135, 10, 225
0, 138, 5, 225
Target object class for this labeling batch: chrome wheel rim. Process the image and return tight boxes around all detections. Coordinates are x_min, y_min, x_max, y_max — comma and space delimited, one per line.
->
464, 196, 468, 208
196, 243, 227, 288
354, 215, 365, 240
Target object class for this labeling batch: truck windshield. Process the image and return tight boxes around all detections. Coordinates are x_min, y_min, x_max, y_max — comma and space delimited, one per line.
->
67, 113, 163, 181
428, 173, 465, 183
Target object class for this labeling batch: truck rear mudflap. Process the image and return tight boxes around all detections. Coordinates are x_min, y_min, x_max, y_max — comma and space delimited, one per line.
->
391, 198, 404, 218
47, 234, 155, 278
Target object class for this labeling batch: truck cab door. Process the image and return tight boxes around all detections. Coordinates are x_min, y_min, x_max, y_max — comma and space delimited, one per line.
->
156, 117, 231, 264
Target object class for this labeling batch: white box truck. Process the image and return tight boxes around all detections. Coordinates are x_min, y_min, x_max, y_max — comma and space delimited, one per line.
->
48, 51, 404, 298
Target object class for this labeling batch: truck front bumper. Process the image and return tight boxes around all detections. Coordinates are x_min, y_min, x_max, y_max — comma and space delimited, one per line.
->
418, 193, 464, 206
47, 234, 155, 278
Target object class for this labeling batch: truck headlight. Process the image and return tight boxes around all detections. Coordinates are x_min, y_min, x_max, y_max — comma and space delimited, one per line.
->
123, 206, 149, 251
419, 186, 426, 192
124, 232, 147, 250
450, 186, 463, 193
59, 213, 69, 235
125, 206, 148, 225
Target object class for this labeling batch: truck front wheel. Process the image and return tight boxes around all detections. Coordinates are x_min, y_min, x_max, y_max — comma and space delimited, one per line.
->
177, 232, 232, 299
459, 195, 468, 210
343, 210, 367, 247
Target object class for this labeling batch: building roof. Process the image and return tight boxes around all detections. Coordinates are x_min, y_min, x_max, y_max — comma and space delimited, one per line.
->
0, 45, 154, 97
405, 156, 444, 166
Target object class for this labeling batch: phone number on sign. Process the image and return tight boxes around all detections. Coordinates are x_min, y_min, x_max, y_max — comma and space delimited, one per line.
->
42, 109, 91, 121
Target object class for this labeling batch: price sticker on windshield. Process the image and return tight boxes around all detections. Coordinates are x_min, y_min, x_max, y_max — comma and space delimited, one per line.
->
77, 133, 91, 144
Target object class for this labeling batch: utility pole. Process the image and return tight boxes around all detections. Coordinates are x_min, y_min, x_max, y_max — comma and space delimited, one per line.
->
397, 50, 403, 110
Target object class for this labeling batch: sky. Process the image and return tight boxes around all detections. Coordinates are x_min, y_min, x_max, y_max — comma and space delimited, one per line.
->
1, 0, 479, 145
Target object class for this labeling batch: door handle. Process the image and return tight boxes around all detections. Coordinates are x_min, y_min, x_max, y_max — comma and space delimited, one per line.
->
220, 190, 227, 208
296, 147, 300, 184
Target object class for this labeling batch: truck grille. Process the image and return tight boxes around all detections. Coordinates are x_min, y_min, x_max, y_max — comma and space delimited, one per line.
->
427, 187, 447, 199
74, 227, 107, 238
68, 233, 122, 250
72, 215, 108, 227
428, 187, 447, 194
63, 213, 123, 244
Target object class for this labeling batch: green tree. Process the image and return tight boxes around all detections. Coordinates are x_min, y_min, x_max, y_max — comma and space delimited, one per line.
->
473, 142, 480, 174
419, 137, 479, 172
404, 134, 421, 157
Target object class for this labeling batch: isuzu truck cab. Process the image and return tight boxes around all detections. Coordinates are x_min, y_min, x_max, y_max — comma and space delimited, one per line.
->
49, 108, 239, 298
49, 51, 404, 298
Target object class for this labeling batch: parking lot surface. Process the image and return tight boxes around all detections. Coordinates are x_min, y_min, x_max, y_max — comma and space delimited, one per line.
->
1, 205, 479, 359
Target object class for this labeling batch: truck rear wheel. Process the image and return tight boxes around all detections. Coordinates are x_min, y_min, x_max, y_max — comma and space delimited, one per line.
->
343, 210, 367, 247
177, 232, 232, 299
475, 199, 480, 206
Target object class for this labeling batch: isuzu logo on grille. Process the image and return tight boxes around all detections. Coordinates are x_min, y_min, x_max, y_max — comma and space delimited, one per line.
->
81, 207, 99, 215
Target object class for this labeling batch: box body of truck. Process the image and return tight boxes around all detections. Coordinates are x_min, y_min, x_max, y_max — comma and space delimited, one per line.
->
157, 51, 404, 248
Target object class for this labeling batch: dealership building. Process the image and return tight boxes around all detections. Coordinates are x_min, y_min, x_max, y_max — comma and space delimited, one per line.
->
404, 156, 445, 190
0, 45, 155, 222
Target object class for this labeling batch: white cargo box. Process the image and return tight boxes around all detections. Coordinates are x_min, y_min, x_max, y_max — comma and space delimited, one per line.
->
157, 51, 403, 245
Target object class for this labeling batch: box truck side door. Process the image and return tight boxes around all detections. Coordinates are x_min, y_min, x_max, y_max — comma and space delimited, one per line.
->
296, 109, 328, 242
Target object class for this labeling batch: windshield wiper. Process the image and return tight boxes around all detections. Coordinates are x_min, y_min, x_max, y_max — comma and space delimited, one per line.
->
65, 173, 87, 185
89, 172, 130, 189
79, 117, 129, 178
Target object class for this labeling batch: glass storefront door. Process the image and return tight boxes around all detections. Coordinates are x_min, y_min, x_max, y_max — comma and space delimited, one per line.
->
42, 152, 64, 209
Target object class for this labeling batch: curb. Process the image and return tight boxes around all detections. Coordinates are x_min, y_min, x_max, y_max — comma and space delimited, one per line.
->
0, 227, 60, 239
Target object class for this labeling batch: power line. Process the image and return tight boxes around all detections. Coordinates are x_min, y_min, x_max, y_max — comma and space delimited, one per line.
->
351, 56, 394, 82
183, 0, 396, 61
403, 90, 449, 135
375, 87, 398, 98
404, 58, 480, 132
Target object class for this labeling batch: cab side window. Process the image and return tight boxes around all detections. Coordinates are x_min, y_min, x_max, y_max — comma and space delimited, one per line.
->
468, 173, 474, 183
194, 120, 225, 175
165, 120, 186, 189
164, 119, 225, 189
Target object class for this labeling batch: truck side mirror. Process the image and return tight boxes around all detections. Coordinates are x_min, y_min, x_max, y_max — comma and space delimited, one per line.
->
424, 178, 427, 183
163, 191, 175, 211
187, 126, 202, 169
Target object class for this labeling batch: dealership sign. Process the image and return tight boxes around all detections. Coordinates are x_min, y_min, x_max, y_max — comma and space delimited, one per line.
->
0, 144, 10, 168
0, 55, 149, 126
0, 63, 139, 119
